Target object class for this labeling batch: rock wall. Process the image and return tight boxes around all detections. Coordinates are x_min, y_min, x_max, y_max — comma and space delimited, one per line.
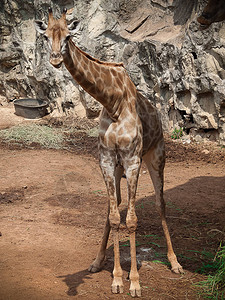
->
0, 0, 225, 144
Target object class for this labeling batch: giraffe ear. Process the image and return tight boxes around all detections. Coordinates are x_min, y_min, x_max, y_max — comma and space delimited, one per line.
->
68, 20, 80, 35
34, 20, 48, 34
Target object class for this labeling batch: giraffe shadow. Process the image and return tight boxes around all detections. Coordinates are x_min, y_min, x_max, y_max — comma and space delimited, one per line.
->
58, 270, 92, 296
58, 175, 225, 296
58, 244, 135, 296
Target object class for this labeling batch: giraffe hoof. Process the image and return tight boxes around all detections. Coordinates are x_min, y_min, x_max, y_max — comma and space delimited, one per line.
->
172, 263, 184, 274
130, 289, 141, 298
130, 281, 141, 297
111, 284, 124, 294
111, 277, 124, 294
88, 262, 102, 273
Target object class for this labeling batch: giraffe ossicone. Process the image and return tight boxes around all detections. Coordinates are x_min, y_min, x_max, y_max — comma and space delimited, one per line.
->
35, 8, 184, 297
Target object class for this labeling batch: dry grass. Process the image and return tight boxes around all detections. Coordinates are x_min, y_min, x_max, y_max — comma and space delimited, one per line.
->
0, 124, 65, 149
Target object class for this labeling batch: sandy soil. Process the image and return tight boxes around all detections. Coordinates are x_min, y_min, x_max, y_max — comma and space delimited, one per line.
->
0, 109, 224, 299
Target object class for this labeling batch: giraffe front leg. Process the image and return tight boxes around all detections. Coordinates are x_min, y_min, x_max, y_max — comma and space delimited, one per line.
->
125, 159, 141, 297
99, 154, 124, 293
126, 214, 141, 297
111, 227, 124, 294
89, 165, 124, 273
110, 199, 124, 294
129, 232, 141, 297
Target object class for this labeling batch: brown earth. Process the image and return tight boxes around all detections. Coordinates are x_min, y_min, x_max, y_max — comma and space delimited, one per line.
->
0, 113, 225, 299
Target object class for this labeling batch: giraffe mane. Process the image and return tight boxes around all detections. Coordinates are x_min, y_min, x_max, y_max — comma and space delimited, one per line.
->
69, 39, 124, 68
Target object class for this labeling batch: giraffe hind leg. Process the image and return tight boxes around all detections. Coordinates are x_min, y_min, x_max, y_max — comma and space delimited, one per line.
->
143, 149, 184, 274
88, 212, 110, 273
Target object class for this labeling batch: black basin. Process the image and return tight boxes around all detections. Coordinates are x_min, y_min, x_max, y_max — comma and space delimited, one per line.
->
14, 99, 48, 119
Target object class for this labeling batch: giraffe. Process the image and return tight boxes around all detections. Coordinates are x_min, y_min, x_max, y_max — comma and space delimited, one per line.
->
35, 8, 183, 297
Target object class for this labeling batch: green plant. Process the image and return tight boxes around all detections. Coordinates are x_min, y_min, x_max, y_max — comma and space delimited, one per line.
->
195, 244, 225, 299
142, 234, 161, 240
152, 260, 168, 266
171, 127, 183, 139
136, 201, 144, 209
166, 201, 183, 212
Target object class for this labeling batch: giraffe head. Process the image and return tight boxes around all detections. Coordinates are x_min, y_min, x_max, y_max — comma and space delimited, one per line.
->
34, 8, 80, 68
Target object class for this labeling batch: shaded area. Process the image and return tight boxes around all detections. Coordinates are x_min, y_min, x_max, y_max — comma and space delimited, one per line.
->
58, 270, 93, 297
173, 0, 198, 25
197, 0, 225, 27
58, 174, 225, 297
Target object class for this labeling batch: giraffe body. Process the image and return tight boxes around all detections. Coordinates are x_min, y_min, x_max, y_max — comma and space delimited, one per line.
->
35, 9, 183, 297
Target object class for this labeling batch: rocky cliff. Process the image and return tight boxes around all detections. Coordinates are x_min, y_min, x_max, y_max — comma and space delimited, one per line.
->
0, 0, 225, 144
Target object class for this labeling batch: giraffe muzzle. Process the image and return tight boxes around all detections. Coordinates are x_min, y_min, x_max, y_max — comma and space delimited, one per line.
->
50, 52, 63, 68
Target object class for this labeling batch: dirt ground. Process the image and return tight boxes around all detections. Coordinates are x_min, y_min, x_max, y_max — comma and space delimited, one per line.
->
0, 109, 225, 299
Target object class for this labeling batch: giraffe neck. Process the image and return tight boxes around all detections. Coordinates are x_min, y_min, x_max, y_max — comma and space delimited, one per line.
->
63, 39, 136, 120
